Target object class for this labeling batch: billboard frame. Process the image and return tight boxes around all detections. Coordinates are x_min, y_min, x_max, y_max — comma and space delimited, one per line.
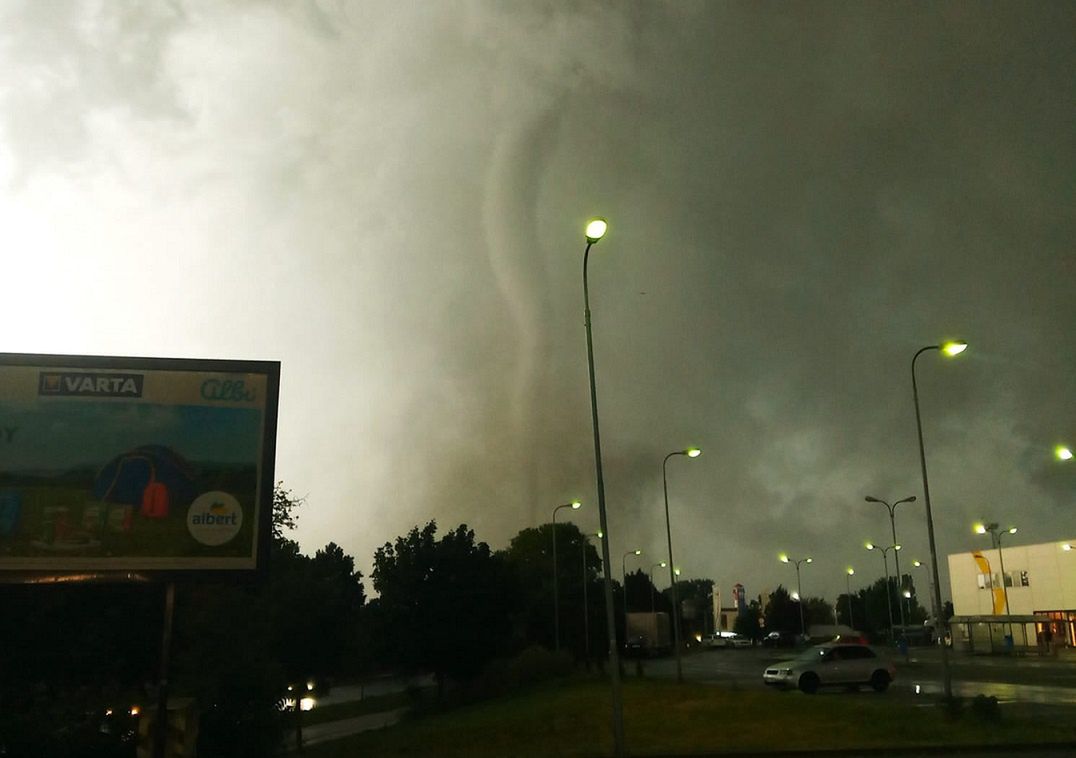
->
0, 351, 280, 584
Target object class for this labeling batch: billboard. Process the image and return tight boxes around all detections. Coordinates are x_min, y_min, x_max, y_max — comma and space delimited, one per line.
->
0, 353, 279, 581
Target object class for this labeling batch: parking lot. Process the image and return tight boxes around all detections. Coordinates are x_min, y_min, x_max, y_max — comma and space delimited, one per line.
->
638, 644, 1076, 705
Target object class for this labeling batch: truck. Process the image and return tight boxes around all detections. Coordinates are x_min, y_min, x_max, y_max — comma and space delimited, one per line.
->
624, 612, 672, 656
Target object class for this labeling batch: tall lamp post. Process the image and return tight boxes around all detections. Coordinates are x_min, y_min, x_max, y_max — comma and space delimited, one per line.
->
779, 554, 812, 637
865, 495, 916, 637
649, 562, 667, 613
975, 521, 1017, 641
912, 559, 939, 635
581, 217, 625, 755
663, 447, 701, 684
551, 500, 582, 652
583, 530, 604, 664
912, 339, 967, 699
866, 542, 901, 640
622, 549, 643, 611
845, 568, 856, 629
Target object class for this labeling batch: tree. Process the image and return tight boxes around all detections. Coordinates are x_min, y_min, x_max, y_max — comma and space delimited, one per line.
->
734, 599, 763, 640
500, 523, 604, 659
663, 577, 714, 640
763, 585, 801, 633
371, 522, 514, 695
173, 484, 366, 755
626, 568, 666, 614
803, 597, 835, 628
272, 481, 304, 541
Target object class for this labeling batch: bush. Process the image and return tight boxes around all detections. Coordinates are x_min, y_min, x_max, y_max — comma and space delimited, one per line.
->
970, 694, 1001, 722
940, 695, 964, 721
469, 647, 574, 700
510, 646, 573, 687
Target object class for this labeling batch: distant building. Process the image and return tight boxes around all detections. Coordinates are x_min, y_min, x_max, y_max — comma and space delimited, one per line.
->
711, 586, 743, 632
948, 539, 1075, 652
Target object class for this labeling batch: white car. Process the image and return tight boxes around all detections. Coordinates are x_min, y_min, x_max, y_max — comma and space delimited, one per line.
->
762, 642, 895, 694
705, 632, 753, 648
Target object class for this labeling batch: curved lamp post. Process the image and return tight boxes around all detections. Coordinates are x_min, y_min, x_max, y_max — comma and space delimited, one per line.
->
582, 530, 604, 662
622, 549, 643, 652
865, 495, 916, 636
663, 447, 701, 683
581, 217, 625, 755
912, 339, 966, 698
779, 554, 812, 636
975, 521, 1017, 640
649, 562, 667, 613
911, 558, 942, 639
622, 549, 643, 606
866, 542, 901, 640
552, 500, 581, 651
845, 568, 856, 629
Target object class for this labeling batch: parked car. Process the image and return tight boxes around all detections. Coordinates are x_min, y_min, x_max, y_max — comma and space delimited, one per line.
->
623, 635, 649, 657
762, 642, 895, 694
703, 633, 725, 648
762, 630, 796, 647
705, 632, 753, 648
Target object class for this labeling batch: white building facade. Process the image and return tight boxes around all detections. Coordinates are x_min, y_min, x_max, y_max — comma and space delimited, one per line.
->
948, 540, 1076, 649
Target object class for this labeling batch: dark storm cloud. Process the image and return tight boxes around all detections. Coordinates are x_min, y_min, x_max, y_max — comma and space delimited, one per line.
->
0, 1, 1072, 603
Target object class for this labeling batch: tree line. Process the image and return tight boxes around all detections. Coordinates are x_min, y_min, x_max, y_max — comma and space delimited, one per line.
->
0, 485, 936, 756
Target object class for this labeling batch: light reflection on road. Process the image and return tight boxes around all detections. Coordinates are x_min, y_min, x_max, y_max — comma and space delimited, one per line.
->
901, 679, 1076, 705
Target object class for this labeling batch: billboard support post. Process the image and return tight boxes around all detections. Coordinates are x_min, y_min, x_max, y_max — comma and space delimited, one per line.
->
154, 581, 175, 758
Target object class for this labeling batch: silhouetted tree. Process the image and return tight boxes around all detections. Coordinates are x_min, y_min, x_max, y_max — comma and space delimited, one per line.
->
734, 599, 763, 640
663, 577, 715, 640
500, 523, 604, 660
763, 585, 800, 633
371, 521, 514, 696
174, 484, 366, 756
0, 482, 362, 757
803, 596, 835, 628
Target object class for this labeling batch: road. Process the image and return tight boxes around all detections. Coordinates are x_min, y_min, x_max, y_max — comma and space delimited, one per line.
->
639, 646, 1076, 706
315, 673, 435, 708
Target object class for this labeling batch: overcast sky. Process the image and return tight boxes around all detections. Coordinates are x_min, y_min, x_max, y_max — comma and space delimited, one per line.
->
1, 1, 1073, 605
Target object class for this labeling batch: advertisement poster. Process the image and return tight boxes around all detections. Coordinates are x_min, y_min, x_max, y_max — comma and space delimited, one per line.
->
0, 354, 279, 580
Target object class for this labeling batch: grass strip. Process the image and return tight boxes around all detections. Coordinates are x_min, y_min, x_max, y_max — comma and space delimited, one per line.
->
304, 676, 1076, 757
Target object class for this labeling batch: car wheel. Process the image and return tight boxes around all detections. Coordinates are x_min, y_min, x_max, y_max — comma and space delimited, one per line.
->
798, 673, 820, 694
870, 670, 890, 692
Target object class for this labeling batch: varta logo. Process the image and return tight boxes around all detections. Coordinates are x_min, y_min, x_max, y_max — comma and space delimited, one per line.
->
38, 372, 144, 398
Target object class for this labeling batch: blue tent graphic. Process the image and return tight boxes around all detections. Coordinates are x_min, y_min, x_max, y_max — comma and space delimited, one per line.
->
93, 445, 197, 509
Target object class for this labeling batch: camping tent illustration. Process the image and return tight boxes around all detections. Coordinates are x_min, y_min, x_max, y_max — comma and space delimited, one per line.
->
92, 445, 197, 525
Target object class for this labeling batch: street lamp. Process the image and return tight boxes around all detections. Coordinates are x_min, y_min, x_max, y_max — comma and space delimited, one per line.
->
845, 568, 855, 629
649, 562, 667, 613
865, 542, 901, 640
911, 339, 966, 698
663, 446, 701, 684
779, 554, 812, 637
975, 521, 1018, 641
552, 500, 582, 652
865, 495, 916, 637
911, 559, 939, 634
1056, 445, 1073, 462
622, 549, 643, 602
583, 530, 604, 663
581, 216, 625, 756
